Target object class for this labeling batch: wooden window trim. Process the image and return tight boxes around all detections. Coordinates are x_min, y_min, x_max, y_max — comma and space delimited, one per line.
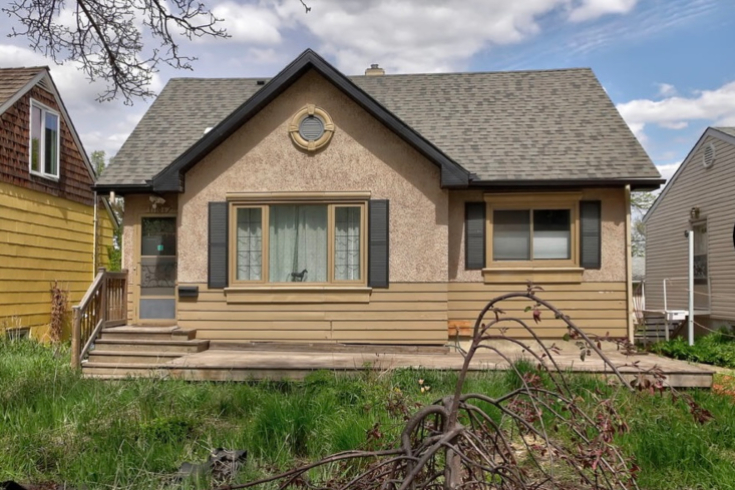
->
28, 98, 61, 181
228, 195, 368, 288
483, 192, 583, 284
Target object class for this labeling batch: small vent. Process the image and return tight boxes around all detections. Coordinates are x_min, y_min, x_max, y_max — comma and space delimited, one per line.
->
703, 142, 716, 168
299, 115, 325, 141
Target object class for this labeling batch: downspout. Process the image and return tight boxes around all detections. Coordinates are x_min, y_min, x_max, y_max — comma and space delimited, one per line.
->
93, 191, 98, 278
687, 227, 694, 346
625, 185, 634, 343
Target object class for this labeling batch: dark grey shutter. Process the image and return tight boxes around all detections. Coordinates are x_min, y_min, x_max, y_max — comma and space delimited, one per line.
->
208, 202, 229, 289
580, 200, 601, 269
368, 200, 389, 288
465, 202, 485, 270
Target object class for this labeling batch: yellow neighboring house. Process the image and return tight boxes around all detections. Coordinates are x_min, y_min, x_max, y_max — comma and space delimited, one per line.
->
0, 67, 117, 340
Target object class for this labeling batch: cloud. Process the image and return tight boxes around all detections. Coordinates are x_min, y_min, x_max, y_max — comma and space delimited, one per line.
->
568, 0, 638, 22
617, 80, 735, 143
657, 161, 682, 183
208, 2, 283, 44
559, 0, 717, 58
657, 83, 677, 97
275, 0, 612, 73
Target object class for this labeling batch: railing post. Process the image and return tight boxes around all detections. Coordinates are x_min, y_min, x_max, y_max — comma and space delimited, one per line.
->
121, 269, 129, 324
98, 268, 108, 327
71, 306, 81, 368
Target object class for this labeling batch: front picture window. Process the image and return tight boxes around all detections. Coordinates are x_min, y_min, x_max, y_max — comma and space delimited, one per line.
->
231, 202, 365, 285
30, 100, 60, 179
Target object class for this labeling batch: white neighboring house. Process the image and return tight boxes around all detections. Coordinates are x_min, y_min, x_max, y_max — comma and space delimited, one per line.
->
643, 127, 735, 334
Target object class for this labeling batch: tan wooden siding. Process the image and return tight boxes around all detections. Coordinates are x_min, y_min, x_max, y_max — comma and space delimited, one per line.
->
178, 282, 448, 344
646, 134, 735, 321
0, 182, 113, 337
448, 282, 628, 338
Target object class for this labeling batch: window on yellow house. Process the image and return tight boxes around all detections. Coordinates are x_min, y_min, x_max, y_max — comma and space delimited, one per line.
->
29, 99, 60, 179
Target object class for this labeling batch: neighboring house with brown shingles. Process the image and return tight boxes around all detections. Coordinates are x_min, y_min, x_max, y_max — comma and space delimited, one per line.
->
94, 49, 662, 346
0, 66, 116, 340
644, 127, 735, 333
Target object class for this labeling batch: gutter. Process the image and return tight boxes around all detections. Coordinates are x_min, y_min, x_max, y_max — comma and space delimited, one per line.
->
468, 178, 666, 191
93, 191, 98, 278
92, 182, 153, 195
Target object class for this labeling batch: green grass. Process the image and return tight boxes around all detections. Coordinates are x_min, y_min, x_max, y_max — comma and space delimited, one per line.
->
1, 338, 734, 490
650, 330, 735, 368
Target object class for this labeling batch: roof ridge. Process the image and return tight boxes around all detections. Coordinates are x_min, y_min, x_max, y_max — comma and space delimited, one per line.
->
0, 66, 48, 71
166, 67, 592, 83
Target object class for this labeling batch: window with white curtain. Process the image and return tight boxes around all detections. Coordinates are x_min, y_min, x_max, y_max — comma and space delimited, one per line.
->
236, 207, 263, 281
334, 206, 361, 281
231, 201, 364, 284
269, 204, 328, 283
493, 209, 571, 261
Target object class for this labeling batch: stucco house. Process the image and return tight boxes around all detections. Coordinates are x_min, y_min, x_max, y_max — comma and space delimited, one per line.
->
94, 49, 662, 349
644, 127, 735, 334
0, 66, 116, 340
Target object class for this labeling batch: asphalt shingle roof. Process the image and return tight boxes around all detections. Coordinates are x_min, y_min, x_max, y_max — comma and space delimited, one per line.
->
0, 67, 45, 110
714, 127, 735, 138
100, 68, 659, 186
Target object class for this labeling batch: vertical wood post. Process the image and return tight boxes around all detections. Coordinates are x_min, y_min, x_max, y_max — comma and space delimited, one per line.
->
98, 268, 108, 327
71, 306, 81, 368
121, 269, 129, 324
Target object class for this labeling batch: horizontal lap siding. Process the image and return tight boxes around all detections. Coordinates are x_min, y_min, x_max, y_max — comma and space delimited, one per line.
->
0, 182, 103, 332
448, 282, 628, 338
646, 136, 735, 320
178, 282, 448, 344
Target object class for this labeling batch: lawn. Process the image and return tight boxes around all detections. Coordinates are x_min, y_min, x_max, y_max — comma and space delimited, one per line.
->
2, 337, 734, 490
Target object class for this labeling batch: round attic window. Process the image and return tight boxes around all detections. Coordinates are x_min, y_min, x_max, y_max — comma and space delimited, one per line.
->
289, 104, 335, 151
703, 142, 716, 169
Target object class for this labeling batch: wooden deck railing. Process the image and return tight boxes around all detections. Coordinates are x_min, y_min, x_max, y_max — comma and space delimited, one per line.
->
71, 268, 128, 368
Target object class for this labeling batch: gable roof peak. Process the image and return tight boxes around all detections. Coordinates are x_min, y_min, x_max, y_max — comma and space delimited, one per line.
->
99, 49, 660, 192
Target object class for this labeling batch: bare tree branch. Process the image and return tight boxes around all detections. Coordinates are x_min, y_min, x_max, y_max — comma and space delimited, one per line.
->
207, 288, 682, 490
3, 0, 230, 103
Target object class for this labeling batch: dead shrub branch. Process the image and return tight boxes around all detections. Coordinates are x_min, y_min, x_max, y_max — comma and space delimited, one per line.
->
216, 284, 711, 490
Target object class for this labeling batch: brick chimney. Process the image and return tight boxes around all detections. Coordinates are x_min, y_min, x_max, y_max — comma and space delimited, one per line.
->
365, 63, 385, 76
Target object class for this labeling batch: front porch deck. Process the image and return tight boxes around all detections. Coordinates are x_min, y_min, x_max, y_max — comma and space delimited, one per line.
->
84, 335, 714, 388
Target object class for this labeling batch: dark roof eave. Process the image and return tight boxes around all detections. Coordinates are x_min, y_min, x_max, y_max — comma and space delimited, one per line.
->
467, 178, 665, 191
93, 182, 153, 195
150, 49, 470, 193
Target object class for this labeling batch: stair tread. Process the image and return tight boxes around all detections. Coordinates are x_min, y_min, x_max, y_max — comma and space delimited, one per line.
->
105, 326, 187, 334
95, 339, 208, 346
88, 350, 183, 357
83, 362, 171, 369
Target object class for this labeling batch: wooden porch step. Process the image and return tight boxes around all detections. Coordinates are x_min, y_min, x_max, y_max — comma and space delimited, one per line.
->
99, 326, 196, 341
209, 342, 450, 355
92, 339, 209, 354
81, 363, 172, 378
87, 351, 183, 364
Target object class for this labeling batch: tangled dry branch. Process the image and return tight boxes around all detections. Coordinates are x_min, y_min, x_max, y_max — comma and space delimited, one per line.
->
3, 0, 228, 103
215, 285, 701, 490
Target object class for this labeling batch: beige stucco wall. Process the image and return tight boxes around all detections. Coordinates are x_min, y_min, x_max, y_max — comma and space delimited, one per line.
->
448, 187, 627, 282
178, 69, 448, 284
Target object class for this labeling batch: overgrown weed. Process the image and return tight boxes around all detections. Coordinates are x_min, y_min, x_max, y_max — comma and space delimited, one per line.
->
0, 337, 733, 489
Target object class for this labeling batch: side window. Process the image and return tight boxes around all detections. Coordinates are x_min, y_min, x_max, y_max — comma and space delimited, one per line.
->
29, 100, 60, 179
